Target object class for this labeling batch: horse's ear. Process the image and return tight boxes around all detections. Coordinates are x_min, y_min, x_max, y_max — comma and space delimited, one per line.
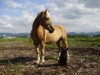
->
45, 9, 48, 13
41, 12, 44, 18
38, 12, 40, 15
45, 9, 50, 13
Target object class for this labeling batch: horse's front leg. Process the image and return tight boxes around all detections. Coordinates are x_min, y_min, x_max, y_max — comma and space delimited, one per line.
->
35, 46, 40, 64
40, 41, 45, 63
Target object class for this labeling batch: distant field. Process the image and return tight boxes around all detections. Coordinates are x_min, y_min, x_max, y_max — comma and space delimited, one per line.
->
0, 35, 100, 75
68, 35, 100, 47
0, 35, 100, 48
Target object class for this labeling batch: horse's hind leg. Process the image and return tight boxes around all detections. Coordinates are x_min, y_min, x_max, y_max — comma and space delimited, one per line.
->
62, 39, 68, 48
62, 39, 70, 60
56, 39, 61, 50
56, 39, 62, 59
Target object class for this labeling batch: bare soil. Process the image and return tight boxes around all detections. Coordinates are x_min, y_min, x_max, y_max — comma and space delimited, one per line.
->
0, 42, 100, 75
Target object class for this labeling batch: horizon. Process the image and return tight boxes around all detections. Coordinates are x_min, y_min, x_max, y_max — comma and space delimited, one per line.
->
0, 0, 100, 33
0, 31, 100, 34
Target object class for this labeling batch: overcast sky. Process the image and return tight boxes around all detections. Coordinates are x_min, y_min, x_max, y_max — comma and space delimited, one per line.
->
0, 0, 100, 33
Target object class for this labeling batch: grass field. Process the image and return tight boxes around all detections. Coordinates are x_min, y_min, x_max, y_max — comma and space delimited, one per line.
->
0, 35, 100, 75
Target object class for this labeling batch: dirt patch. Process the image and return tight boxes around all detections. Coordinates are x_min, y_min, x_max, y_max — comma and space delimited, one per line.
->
0, 42, 100, 75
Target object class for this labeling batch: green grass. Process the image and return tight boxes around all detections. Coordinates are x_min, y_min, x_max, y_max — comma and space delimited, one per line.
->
0, 35, 99, 75
0, 37, 34, 48
68, 35, 100, 47
0, 35, 100, 48
45, 55, 58, 60
7, 62, 22, 75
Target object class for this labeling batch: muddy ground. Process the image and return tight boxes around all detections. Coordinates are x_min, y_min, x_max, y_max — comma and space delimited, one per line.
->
0, 42, 100, 75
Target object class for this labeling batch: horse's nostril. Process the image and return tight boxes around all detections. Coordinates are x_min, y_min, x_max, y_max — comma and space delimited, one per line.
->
53, 28, 55, 31
49, 29, 54, 33
51, 27, 55, 32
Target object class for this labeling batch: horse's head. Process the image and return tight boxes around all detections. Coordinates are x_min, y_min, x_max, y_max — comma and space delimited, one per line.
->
40, 9, 55, 33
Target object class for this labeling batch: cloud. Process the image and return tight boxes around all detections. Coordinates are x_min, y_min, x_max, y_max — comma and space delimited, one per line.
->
46, 0, 100, 32
0, 11, 35, 33
78, 0, 100, 8
0, 15, 14, 29
0, 0, 100, 33
48, 0, 99, 18
3, 0, 46, 12
4, 0, 23, 9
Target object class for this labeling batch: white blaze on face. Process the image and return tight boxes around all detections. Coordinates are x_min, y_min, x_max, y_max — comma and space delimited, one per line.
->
46, 11, 51, 18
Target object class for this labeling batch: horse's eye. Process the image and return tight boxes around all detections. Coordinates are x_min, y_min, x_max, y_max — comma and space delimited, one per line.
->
46, 18, 49, 20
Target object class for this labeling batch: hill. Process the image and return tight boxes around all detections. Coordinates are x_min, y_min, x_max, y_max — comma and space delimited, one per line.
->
0, 31, 100, 37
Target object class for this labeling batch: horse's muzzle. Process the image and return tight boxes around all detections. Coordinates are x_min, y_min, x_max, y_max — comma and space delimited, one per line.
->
49, 27, 55, 33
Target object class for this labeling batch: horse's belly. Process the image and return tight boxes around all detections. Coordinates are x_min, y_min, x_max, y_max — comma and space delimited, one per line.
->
46, 38, 59, 43
46, 32, 61, 43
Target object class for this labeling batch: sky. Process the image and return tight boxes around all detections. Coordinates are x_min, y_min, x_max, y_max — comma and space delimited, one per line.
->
0, 0, 100, 33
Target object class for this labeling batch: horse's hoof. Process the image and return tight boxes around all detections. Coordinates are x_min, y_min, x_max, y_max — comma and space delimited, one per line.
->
40, 61, 45, 64
34, 61, 40, 65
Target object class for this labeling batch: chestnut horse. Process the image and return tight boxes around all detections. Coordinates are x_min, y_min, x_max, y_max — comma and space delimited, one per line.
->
31, 9, 69, 64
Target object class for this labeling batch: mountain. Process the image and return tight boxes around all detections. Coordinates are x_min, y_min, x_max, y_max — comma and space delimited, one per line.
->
68, 31, 100, 36
0, 31, 100, 37
0, 33, 30, 37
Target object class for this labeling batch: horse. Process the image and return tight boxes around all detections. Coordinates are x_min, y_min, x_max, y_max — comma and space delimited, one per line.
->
30, 9, 69, 64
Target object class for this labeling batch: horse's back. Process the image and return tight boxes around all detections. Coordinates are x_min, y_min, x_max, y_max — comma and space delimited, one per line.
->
56, 25, 67, 40
54, 25, 67, 40
46, 25, 67, 43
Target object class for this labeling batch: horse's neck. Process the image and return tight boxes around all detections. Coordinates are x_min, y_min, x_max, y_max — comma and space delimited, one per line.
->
31, 13, 43, 43
32, 24, 41, 42
33, 24, 45, 42
33, 23, 40, 33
